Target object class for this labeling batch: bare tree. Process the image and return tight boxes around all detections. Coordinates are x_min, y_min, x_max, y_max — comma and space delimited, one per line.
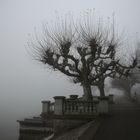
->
111, 42, 140, 99
31, 13, 136, 100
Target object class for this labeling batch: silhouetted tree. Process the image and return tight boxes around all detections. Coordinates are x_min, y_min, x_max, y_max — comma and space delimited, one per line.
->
111, 42, 140, 99
31, 13, 136, 100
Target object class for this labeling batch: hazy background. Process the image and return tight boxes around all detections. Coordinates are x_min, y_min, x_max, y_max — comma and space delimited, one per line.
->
0, 0, 140, 139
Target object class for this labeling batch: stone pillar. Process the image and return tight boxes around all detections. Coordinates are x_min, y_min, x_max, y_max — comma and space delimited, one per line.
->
97, 97, 109, 114
53, 96, 65, 115
41, 100, 50, 114
108, 94, 114, 104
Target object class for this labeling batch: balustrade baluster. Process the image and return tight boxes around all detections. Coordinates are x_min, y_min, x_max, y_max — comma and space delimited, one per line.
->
68, 102, 70, 113
84, 102, 86, 113
63, 99, 97, 115
91, 102, 94, 112
65, 102, 67, 112
89, 102, 92, 112
72, 101, 74, 112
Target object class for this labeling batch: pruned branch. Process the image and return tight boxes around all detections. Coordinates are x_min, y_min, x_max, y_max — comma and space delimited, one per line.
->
30, 11, 137, 98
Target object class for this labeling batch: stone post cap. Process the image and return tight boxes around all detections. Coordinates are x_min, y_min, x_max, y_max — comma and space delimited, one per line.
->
41, 100, 50, 103
53, 96, 66, 99
69, 94, 78, 99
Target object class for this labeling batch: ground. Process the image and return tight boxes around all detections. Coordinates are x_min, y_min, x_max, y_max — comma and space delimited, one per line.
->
93, 101, 140, 140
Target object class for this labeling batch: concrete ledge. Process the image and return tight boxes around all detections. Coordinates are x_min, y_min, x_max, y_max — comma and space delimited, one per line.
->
52, 117, 104, 140
41, 114, 98, 120
78, 117, 104, 140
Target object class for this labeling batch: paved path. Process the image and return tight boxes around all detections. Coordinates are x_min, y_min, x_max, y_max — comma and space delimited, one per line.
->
93, 102, 140, 140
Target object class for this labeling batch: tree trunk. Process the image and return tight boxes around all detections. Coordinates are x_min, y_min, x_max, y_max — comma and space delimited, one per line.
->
98, 83, 105, 97
82, 83, 93, 101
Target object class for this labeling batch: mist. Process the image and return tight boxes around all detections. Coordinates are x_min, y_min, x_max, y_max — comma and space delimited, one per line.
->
1, 0, 140, 139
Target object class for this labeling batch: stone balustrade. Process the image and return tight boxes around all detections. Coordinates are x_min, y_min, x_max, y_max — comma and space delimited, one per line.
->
52, 95, 98, 115
64, 100, 97, 114
41, 94, 114, 116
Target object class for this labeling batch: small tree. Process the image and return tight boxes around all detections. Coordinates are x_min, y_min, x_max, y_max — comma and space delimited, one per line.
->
31, 13, 136, 100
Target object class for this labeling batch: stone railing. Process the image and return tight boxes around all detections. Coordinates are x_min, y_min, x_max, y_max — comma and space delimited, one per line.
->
41, 94, 114, 116
42, 95, 98, 115
64, 100, 97, 115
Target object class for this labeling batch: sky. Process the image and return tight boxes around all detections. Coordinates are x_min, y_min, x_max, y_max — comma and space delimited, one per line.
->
0, 0, 140, 139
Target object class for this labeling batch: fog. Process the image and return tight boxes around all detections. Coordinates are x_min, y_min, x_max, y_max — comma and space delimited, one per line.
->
0, 0, 140, 139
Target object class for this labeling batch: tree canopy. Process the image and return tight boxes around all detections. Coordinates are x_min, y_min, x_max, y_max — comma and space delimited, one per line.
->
31, 13, 137, 100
